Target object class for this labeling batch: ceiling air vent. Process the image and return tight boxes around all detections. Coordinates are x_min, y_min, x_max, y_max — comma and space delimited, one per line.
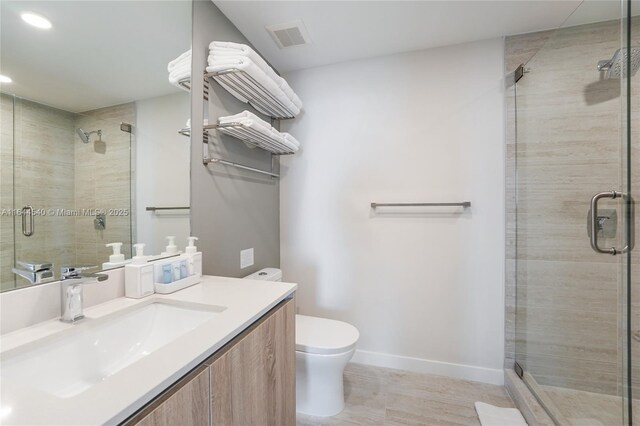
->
266, 20, 311, 49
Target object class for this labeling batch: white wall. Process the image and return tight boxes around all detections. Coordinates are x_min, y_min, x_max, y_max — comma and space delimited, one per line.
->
135, 92, 190, 255
280, 38, 506, 384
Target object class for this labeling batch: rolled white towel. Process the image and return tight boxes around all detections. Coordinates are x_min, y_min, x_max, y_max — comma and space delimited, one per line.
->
168, 49, 191, 72
207, 56, 300, 116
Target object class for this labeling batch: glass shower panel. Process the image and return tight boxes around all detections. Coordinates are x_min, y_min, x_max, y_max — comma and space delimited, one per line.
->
628, 1, 640, 423
514, 2, 628, 424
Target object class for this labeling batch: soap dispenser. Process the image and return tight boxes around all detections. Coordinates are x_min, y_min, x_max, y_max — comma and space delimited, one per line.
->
185, 236, 202, 277
161, 236, 180, 256
124, 243, 154, 298
102, 242, 131, 270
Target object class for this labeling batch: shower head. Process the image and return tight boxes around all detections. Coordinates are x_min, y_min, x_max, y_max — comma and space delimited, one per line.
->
76, 128, 102, 143
597, 47, 640, 79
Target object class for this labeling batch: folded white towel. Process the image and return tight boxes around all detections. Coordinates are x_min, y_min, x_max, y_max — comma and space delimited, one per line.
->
217, 110, 298, 153
474, 402, 527, 426
185, 118, 209, 128
168, 59, 191, 91
207, 56, 300, 116
209, 46, 302, 110
168, 49, 191, 72
282, 132, 300, 149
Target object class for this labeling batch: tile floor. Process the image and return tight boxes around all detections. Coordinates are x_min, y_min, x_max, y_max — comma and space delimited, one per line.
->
296, 363, 516, 425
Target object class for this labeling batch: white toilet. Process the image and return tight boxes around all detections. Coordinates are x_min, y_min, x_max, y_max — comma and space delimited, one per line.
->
244, 268, 359, 417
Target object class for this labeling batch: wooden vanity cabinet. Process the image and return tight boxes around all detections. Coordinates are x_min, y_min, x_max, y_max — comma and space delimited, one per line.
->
123, 298, 295, 426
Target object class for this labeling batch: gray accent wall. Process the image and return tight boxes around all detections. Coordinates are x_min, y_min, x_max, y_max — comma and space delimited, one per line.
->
190, 0, 280, 278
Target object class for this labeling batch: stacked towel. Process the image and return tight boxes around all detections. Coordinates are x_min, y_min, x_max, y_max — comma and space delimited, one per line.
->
218, 111, 299, 153
207, 42, 302, 117
168, 49, 191, 91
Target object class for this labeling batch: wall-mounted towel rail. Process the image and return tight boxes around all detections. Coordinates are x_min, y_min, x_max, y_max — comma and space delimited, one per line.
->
178, 128, 208, 138
371, 202, 471, 208
206, 122, 296, 155
205, 70, 295, 119
146, 206, 190, 212
203, 156, 279, 178
178, 76, 209, 100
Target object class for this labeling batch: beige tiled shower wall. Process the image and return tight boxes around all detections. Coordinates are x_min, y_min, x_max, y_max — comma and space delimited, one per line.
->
505, 19, 638, 397
74, 103, 134, 266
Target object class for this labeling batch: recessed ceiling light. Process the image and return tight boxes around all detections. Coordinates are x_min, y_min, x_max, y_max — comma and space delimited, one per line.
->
21, 12, 52, 30
0, 75, 12, 84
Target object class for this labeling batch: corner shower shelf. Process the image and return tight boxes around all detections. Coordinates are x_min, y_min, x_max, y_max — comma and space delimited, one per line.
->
205, 70, 296, 119
205, 122, 296, 155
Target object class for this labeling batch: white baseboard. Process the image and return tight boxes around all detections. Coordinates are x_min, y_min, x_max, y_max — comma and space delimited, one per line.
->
351, 349, 504, 386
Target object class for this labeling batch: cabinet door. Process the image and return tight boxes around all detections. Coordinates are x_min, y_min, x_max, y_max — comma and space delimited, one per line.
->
210, 299, 295, 426
132, 366, 210, 426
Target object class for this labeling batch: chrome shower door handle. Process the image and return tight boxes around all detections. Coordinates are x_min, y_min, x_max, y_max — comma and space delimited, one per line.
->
21, 206, 34, 237
590, 191, 621, 255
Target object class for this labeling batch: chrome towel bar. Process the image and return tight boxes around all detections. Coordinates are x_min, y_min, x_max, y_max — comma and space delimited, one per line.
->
146, 206, 190, 212
371, 202, 471, 208
204, 156, 280, 178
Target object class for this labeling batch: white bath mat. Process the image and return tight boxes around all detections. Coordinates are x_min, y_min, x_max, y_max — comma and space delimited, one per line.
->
475, 402, 528, 426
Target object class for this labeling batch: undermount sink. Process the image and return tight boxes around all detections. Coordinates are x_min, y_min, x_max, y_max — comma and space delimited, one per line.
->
0, 300, 225, 398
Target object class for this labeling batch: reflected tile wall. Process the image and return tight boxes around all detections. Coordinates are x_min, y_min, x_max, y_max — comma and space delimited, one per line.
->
0, 99, 134, 290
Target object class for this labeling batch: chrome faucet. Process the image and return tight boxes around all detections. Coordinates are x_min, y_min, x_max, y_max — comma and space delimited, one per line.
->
60, 266, 108, 323
13, 261, 54, 285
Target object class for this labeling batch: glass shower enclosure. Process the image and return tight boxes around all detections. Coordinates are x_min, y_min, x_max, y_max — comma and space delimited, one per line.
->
512, 0, 638, 424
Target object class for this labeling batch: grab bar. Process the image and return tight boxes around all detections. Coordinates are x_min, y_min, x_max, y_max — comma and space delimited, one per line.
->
146, 206, 190, 212
371, 202, 471, 208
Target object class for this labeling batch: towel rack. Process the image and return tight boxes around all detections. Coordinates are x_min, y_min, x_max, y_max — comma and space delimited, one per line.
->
178, 76, 209, 101
178, 128, 208, 138
371, 202, 471, 208
206, 122, 296, 155
146, 206, 190, 212
203, 156, 279, 178
205, 69, 296, 119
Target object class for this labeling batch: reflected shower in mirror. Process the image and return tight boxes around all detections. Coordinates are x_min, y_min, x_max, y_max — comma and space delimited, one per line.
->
0, 1, 192, 291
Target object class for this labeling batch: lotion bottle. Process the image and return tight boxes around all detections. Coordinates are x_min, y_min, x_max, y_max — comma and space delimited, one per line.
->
161, 236, 179, 256
102, 242, 131, 270
185, 236, 202, 277
124, 243, 154, 298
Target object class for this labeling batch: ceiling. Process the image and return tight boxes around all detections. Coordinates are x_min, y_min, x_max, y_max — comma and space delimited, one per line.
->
213, 0, 625, 73
0, 1, 191, 113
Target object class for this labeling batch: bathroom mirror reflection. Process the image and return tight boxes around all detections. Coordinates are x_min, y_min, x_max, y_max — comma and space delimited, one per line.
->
0, 1, 192, 291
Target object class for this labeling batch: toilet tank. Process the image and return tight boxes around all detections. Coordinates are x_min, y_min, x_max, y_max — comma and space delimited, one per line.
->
243, 268, 282, 282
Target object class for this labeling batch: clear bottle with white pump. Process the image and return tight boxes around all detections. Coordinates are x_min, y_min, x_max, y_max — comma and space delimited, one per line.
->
161, 236, 180, 256
185, 236, 202, 277
102, 242, 131, 270
124, 243, 154, 298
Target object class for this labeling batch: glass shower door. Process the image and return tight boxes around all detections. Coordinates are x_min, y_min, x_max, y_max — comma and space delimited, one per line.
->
513, 1, 632, 424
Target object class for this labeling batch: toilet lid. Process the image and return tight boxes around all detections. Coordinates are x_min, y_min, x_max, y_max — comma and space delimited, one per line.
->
295, 315, 359, 355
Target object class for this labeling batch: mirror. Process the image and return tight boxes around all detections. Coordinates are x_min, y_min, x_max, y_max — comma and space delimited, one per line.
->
0, 1, 192, 291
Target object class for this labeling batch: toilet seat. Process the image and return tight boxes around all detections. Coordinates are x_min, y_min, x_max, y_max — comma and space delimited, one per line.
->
296, 315, 359, 355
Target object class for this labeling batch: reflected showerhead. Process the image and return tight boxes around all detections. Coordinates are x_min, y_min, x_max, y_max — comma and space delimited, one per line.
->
76, 128, 102, 144
597, 47, 640, 79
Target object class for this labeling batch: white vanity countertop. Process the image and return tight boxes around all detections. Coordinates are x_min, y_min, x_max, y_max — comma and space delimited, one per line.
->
0, 275, 297, 426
